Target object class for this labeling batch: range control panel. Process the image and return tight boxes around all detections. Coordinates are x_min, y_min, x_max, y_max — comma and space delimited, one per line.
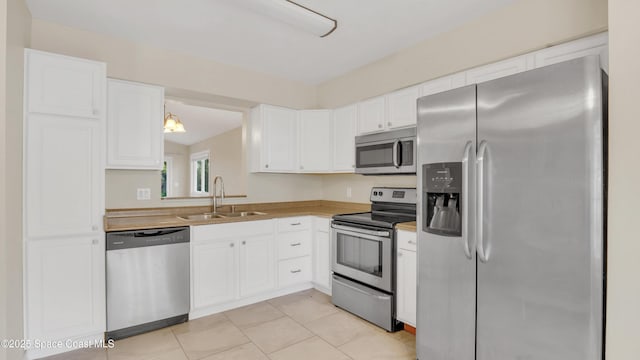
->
370, 187, 417, 204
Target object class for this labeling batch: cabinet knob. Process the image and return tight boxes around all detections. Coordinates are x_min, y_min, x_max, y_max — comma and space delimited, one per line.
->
290, 242, 301, 247
92, 108, 99, 116
291, 222, 301, 226
352, 164, 355, 168
242, 241, 246, 245
408, 240, 416, 245
388, 122, 392, 127
398, 252, 403, 257
290, 269, 302, 274
265, 164, 269, 169
230, 243, 234, 248
300, 166, 304, 170
92, 225, 98, 231
92, 239, 99, 245
378, 124, 383, 129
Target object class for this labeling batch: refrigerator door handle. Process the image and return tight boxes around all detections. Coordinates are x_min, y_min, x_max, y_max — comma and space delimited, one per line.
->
462, 141, 474, 260
392, 140, 400, 168
476, 140, 490, 263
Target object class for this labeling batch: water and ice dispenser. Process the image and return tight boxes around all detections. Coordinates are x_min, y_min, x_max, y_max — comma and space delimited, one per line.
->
423, 162, 462, 236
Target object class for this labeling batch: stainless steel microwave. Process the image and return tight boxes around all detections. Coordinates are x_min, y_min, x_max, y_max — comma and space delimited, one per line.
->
355, 127, 416, 175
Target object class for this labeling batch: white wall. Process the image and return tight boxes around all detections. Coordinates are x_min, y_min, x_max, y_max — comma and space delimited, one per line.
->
606, 0, 640, 358
0, 0, 30, 359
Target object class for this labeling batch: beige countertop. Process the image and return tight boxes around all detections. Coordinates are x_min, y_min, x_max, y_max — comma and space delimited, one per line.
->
396, 222, 417, 232
105, 201, 371, 232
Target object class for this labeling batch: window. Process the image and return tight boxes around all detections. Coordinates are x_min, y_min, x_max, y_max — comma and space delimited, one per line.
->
161, 157, 174, 197
191, 151, 210, 196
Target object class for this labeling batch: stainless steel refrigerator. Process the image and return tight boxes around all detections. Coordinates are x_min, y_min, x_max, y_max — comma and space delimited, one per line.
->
416, 56, 606, 360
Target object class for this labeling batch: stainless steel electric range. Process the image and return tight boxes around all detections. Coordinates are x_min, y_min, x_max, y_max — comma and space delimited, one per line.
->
331, 187, 416, 332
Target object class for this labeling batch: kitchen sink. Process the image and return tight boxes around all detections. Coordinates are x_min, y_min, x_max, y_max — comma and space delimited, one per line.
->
178, 213, 226, 221
178, 211, 267, 221
218, 211, 267, 217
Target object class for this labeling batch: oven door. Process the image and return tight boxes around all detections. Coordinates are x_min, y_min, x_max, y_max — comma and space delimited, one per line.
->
355, 137, 416, 175
331, 223, 393, 292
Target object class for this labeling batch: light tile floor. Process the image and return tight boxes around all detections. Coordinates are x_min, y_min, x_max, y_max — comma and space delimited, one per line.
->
43, 289, 416, 360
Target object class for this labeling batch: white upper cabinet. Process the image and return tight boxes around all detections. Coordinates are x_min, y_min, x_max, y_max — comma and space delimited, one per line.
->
25, 114, 103, 238
534, 32, 608, 73
26, 50, 105, 119
251, 104, 297, 172
332, 104, 357, 172
386, 85, 422, 129
357, 95, 386, 134
465, 54, 535, 84
420, 73, 466, 97
298, 110, 333, 172
107, 79, 164, 170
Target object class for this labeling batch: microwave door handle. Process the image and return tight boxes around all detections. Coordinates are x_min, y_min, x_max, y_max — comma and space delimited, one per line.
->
393, 140, 400, 168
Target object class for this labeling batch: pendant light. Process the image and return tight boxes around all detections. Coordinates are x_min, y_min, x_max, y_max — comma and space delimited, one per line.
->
164, 112, 186, 133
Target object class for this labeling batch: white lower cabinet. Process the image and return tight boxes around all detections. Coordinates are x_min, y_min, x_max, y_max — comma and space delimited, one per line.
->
312, 217, 332, 292
192, 239, 237, 309
239, 234, 276, 297
25, 237, 105, 352
191, 217, 333, 318
396, 230, 417, 327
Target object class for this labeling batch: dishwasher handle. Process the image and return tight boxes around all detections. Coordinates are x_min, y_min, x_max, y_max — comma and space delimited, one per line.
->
106, 227, 190, 251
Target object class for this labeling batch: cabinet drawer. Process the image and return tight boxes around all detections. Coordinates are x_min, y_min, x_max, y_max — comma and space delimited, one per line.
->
278, 256, 312, 287
277, 217, 311, 232
278, 233, 311, 260
397, 230, 417, 251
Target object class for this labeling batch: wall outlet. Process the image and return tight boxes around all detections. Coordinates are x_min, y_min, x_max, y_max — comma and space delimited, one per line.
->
137, 188, 151, 200
346, 187, 352, 198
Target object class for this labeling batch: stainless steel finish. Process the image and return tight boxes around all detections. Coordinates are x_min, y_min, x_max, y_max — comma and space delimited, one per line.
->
462, 141, 474, 260
392, 139, 400, 168
370, 187, 417, 204
355, 126, 416, 175
331, 224, 393, 293
106, 227, 190, 340
332, 274, 396, 331
331, 223, 391, 237
475, 57, 604, 360
417, 85, 477, 360
178, 211, 266, 221
417, 56, 605, 360
476, 140, 489, 263
212, 175, 225, 213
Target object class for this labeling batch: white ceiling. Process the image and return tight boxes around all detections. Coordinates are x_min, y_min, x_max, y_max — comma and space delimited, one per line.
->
26, 0, 517, 85
164, 100, 243, 146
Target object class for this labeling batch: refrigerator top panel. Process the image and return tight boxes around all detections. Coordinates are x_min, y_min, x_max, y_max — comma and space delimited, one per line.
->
475, 55, 604, 360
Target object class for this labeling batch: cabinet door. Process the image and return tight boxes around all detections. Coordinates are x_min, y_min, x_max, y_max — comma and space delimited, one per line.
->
25, 237, 105, 341
396, 248, 417, 326
386, 85, 421, 129
26, 50, 105, 119
263, 105, 297, 172
420, 73, 466, 97
313, 225, 331, 291
25, 114, 103, 239
465, 54, 535, 84
107, 79, 164, 169
192, 239, 237, 309
239, 235, 276, 297
332, 105, 357, 172
357, 96, 386, 134
534, 32, 608, 73
298, 110, 332, 172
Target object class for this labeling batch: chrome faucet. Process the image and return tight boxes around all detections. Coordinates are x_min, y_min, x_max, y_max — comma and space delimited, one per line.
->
212, 176, 225, 213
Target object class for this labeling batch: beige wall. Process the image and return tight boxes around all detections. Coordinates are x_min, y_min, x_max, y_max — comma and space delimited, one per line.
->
163, 140, 189, 197
189, 127, 246, 197
317, 0, 607, 108
30, 19, 317, 110
319, 0, 608, 203
0, 0, 30, 359
606, 0, 640, 358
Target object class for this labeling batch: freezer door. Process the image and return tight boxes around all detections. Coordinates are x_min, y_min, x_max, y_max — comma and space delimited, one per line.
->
476, 56, 604, 360
416, 85, 476, 360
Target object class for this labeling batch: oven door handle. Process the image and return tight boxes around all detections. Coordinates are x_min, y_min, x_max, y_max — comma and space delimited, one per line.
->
331, 224, 391, 238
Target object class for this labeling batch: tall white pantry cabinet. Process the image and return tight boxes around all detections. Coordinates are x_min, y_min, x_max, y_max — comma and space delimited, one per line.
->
23, 49, 107, 359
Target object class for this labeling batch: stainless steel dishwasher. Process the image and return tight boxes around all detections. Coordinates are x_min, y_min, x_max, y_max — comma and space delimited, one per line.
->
106, 226, 190, 340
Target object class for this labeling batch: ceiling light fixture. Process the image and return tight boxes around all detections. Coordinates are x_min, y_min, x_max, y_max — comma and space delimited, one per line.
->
247, 0, 337, 38
164, 112, 186, 133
